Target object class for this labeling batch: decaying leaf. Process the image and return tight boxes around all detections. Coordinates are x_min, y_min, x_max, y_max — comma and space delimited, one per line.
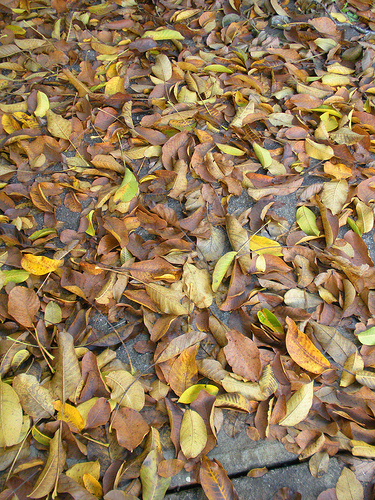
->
13, 374, 55, 420
105, 370, 145, 411
29, 429, 66, 498
200, 456, 239, 500
50, 331, 81, 402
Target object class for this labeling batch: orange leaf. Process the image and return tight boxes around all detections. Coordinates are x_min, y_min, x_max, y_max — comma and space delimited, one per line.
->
286, 317, 330, 374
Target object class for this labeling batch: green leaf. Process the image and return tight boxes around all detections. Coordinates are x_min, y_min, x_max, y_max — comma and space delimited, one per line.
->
253, 143, 272, 168
296, 206, 320, 236
347, 217, 362, 236
112, 167, 138, 204
29, 228, 57, 241
1, 269, 29, 286
143, 29, 184, 40
257, 309, 284, 335
357, 327, 375, 345
212, 251, 237, 292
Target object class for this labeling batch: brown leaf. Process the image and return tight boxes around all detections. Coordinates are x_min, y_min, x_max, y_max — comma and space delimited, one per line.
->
112, 407, 149, 451
8, 286, 40, 328
29, 429, 66, 498
50, 331, 81, 402
13, 373, 55, 420
223, 330, 261, 382
199, 456, 239, 500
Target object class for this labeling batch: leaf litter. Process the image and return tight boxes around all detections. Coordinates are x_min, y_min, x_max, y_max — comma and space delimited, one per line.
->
0, 0, 375, 498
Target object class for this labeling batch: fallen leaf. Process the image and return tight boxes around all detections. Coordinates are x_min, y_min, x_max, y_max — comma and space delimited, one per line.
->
13, 373, 55, 420
286, 318, 330, 374
180, 409, 207, 459
279, 381, 314, 427
0, 380, 23, 447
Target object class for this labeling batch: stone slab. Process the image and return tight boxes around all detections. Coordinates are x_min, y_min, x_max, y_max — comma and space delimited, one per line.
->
166, 459, 344, 500
166, 429, 298, 489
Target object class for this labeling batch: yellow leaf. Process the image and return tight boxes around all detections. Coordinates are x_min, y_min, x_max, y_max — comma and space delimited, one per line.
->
152, 54, 172, 82
351, 440, 375, 458
178, 384, 219, 404
46, 109, 72, 140
29, 429, 66, 499
145, 283, 188, 315
66, 461, 100, 486
321, 180, 348, 215
105, 370, 145, 411
83, 473, 103, 498
182, 263, 213, 308
21, 253, 63, 275
34, 91, 49, 117
105, 76, 124, 95
249, 234, 283, 256
0, 380, 23, 447
143, 29, 184, 40
305, 138, 334, 160
53, 400, 85, 432
279, 381, 314, 427
180, 409, 207, 459
216, 143, 244, 155
13, 374, 55, 420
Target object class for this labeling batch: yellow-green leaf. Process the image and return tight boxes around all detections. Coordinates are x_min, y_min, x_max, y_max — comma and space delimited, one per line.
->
296, 206, 320, 236
143, 29, 184, 40
212, 251, 237, 292
112, 167, 138, 204
216, 144, 244, 156
253, 143, 272, 168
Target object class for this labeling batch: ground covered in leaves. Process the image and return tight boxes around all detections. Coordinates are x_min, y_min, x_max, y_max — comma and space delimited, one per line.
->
1, 0, 375, 498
